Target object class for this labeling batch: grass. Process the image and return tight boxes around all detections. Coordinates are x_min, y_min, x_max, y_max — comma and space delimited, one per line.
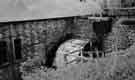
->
22, 44, 135, 80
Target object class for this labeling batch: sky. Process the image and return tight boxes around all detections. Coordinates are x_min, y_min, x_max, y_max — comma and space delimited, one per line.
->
0, 0, 103, 22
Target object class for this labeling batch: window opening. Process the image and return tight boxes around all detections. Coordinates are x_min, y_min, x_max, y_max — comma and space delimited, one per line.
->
14, 38, 22, 60
0, 41, 8, 65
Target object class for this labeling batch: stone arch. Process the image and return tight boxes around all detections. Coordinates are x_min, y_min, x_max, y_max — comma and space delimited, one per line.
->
54, 39, 89, 69
45, 33, 74, 68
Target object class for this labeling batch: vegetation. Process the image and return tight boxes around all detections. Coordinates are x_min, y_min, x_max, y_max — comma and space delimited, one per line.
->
20, 42, 135, 80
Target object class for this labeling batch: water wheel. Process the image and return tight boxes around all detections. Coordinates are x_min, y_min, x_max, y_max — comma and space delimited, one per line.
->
54, 39, 89, 69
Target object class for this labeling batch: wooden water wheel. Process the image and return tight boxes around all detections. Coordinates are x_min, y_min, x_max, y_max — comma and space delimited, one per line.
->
54, 39, 91, 69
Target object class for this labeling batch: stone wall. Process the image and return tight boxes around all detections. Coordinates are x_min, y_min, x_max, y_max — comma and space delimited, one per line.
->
103, 20, 135, 53
0, 17, 94, 66
0, 18, 69, 80
0, 19, 68, 60
72, 18, 94, 39
2, 16, 135, 79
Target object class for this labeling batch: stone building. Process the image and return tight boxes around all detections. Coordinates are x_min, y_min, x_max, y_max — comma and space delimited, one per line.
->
0, 0, 135, 80
0, 17, 96, 79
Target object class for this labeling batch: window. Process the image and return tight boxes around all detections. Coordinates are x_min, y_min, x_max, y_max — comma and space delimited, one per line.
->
0, 41, 8, 65
14, 38, 22, 60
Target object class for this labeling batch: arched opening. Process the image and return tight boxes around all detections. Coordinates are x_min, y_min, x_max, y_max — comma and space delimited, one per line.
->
45, 33, 74, 68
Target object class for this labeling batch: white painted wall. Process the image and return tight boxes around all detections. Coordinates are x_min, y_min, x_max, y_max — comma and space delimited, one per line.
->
0, 0, 103, 22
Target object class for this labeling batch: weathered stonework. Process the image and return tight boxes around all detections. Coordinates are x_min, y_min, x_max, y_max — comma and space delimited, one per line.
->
103, 19, 135, 53
0, 18, 94, 67
0, 19, 69, 79
2, 17, 135, 80
72, 18, 94, 39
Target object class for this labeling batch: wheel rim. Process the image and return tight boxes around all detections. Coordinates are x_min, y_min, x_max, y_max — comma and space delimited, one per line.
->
55, 39, 89, 69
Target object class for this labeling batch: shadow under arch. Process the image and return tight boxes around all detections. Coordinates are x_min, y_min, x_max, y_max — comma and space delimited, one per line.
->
45, 33, 75, 68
